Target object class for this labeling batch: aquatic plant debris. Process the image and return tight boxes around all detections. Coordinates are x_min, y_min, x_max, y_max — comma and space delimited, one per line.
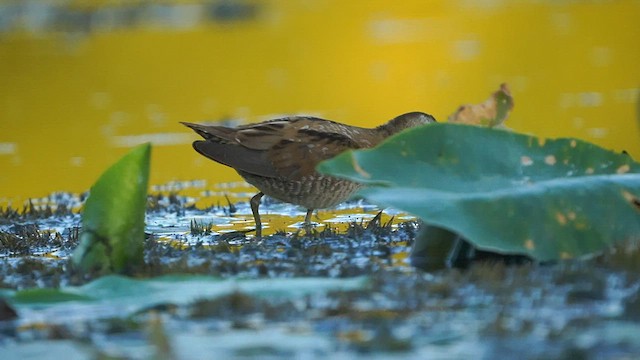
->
318, 123, 640, 261
72, 143, 151, 275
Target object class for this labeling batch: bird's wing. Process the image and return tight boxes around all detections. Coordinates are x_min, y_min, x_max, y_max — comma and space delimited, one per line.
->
232, 119, 298, 150
182, 121, 279, 177
183, 117, 365, 179
192, 140, 278, 178
265, 119, 365, 179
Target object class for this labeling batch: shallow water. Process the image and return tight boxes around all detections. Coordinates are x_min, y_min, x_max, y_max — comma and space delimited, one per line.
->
1, 181, 640, 359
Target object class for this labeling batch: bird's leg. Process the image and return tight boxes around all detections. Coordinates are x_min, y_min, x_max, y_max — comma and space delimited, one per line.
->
250, 192, 265, 238
303, 209, 314, 234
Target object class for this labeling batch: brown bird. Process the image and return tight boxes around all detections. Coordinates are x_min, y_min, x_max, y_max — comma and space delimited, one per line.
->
182, 112, 435, 237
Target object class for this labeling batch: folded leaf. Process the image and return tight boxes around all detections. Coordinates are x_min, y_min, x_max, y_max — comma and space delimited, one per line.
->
72, 143, 151, 275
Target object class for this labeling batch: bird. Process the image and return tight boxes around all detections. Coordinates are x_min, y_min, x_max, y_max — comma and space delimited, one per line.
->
182, 111, 435, 237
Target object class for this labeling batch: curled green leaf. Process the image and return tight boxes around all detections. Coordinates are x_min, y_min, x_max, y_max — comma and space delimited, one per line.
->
72, 143, 151, 275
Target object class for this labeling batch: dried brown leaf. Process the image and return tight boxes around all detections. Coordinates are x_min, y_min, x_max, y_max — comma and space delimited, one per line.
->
448, 83, 514, 127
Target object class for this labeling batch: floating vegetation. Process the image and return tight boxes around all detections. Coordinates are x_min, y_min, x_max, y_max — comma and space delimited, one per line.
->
0, 199, 77, 222
189, 219, 215, 236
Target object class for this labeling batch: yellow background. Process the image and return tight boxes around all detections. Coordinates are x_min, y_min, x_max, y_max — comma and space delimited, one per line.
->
1, 0, 639, 204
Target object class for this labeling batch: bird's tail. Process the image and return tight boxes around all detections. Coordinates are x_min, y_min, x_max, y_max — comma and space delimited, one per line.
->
180, 122, 235, 141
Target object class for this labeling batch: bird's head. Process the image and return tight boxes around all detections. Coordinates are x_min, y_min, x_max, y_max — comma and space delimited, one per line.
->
378, 111, 436, 136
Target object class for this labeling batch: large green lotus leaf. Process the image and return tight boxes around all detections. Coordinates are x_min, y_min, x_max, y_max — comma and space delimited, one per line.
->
318, 123, 640, 261
72, 143, 151, 275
